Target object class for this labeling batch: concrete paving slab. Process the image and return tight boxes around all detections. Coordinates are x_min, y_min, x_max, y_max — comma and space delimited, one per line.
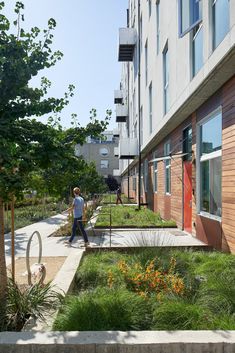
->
88, 228, 207, 248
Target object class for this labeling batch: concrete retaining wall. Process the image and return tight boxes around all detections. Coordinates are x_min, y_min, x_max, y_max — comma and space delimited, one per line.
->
0, 331, 234, 352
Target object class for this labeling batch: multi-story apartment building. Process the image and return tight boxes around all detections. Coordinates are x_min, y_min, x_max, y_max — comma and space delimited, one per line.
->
115, 0, 235, 252
75, 130, 120, 183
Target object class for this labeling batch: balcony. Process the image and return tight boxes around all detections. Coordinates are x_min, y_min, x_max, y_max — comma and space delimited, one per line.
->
114, 90, 124, 104
114, 147, 119, 157
119, 138, 138, 159
113, 169, 120, 177
116, 104, 128, 123
118, 28, 137, 62
113, 129, 120, 138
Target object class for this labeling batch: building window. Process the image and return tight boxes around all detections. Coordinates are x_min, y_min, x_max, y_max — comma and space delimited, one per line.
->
153, 151, 158, 192
148, 0, 152, 17
198, 109, 222, 217
156, 1, 160, 54
163, 43, 169, 115
134, 121, 137, 138
212, 0, 230, 50
144, 159, 148, 192
100, 160, 109, 169
141, 163, 144, 196
164, 141, 171, 194
192, 23, 203, 77
140, 15, 143, 52
145, 40, 148, 85
99, 147, 109, 157
149, 82, 153, 134
133, 168, 137, 191
140, 106, 143, 146
179, 0, 202, 37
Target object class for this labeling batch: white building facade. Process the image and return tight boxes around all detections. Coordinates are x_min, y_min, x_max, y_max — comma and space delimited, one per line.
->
115, 0, 235, 253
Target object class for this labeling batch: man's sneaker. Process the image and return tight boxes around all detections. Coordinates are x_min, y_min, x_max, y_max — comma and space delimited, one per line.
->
64, 240, 72, 247
80, 242, 90, 248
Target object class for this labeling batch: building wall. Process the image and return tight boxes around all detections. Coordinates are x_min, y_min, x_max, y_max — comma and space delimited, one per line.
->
118, 1, 235, 252
222, 75, 235, 252
122, 75, 235, 253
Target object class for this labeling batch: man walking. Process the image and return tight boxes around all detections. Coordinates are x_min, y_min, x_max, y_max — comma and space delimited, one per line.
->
65, 187, 90, 247
116, 186, 123, 205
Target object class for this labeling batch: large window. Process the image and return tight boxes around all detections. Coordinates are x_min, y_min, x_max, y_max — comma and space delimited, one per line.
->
149, 82, 153, 134
153, 151, 158, 192
198, 109, 222, 218
140, 106, 143, 146
192, 23, 203, 77
164, 141, 171, 194
163, 43, 169, 115
179, 0, 202, 37
156, 1, 160, 54
148, 0, 152, 17
140, 15, 143, 52
144, 159, 148, 192
133, 168, 137, 191
145, 40, 148, 85
212, 0, 230, 50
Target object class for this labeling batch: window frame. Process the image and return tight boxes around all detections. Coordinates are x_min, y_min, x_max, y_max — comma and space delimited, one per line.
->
212, 0, 230, 50
164, 141, 171, 195
148, 0, 152, 17
163, 42, 169, 115
149, 82, 153, 134
100, 159, 109, 169
153, 151, 158, 193
191, 23, 203, 78
156, 1, 160, 55
145, 39, 148, 86
178, 0, 202, 38
196, 107, 222, 220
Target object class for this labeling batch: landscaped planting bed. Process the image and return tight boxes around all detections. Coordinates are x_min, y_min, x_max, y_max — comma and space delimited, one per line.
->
4, 200, 68, 233
53, 249, 235, 331
101, 193, 135, 204
95, 205, 176, 228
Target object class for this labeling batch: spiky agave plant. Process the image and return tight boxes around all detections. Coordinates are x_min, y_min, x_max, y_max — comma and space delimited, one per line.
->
5, 279, 63, 331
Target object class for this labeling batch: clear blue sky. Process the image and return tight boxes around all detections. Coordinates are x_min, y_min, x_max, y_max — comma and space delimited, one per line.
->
3, 0, 128, 129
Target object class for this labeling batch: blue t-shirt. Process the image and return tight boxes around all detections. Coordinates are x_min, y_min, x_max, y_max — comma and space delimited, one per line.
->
73, 196, 84, 218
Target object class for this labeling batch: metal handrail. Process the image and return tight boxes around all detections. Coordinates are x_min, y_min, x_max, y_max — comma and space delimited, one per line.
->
26, 231, 42, 285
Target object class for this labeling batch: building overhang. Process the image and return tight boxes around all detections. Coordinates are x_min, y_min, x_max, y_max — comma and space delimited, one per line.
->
114, 90, 124, 104
118, 28, 137, 62
119, 138, 138, 159
116, 104, 128, 123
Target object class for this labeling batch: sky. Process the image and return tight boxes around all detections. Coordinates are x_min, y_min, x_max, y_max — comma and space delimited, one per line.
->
3, 0, 128, 129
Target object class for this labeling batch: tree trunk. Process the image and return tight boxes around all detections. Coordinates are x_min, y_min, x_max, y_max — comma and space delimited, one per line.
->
0, 198, 7, 320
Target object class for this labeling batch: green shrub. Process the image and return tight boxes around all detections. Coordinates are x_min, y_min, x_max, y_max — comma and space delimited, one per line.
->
75, 251, 127, 290
152, 298, 211, 330
54, 287, 152, 331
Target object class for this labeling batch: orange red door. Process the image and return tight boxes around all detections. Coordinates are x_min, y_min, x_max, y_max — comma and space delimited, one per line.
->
183, 161, 192, 233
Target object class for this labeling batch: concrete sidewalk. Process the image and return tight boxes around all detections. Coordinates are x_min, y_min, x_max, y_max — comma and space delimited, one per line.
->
5, 213, 77, 266
5, 212, 207, 266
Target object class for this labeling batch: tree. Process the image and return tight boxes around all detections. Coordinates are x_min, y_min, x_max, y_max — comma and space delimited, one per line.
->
106, 174, 119, 191
77, 162, 108, 196
0, 1, 109, 322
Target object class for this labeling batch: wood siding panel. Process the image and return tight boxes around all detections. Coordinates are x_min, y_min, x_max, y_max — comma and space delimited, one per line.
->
222, 75, 235, 253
